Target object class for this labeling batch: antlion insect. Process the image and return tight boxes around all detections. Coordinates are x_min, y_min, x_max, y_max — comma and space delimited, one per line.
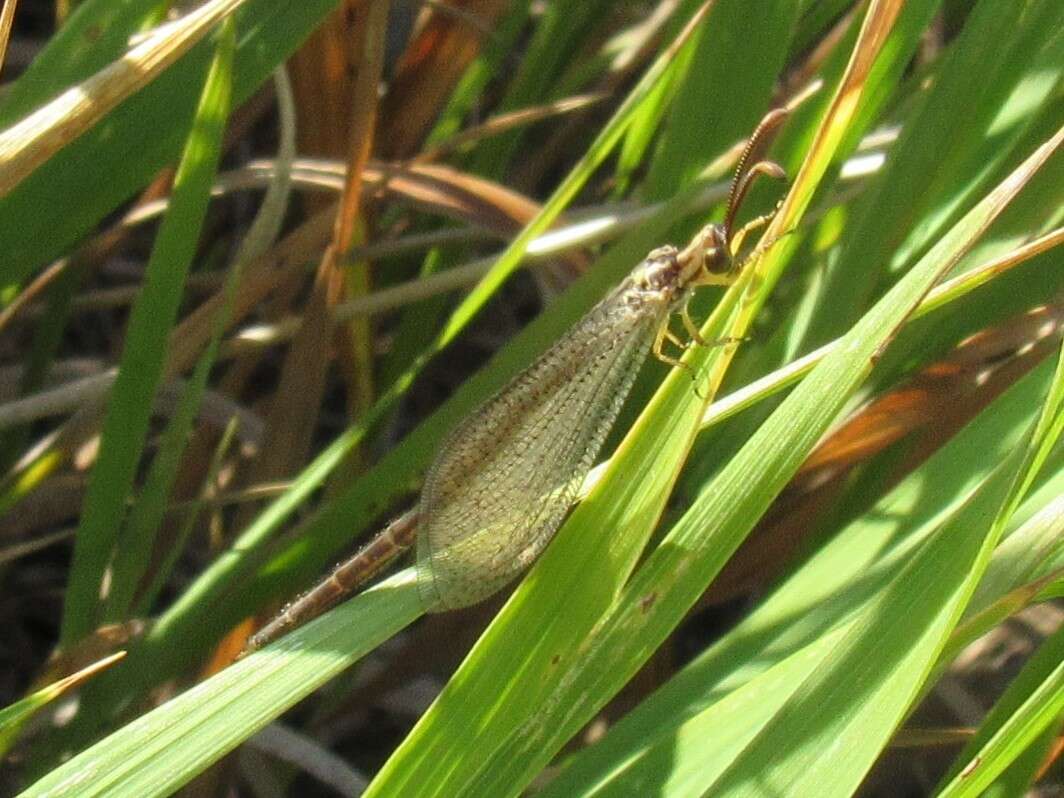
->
244, 108, 789, 654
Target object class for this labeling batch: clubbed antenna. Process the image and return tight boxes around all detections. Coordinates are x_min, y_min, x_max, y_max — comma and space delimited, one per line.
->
723, 107, 790, 241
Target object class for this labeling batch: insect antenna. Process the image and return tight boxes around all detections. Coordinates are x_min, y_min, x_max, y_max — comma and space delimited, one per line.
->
723, 107, 790, 255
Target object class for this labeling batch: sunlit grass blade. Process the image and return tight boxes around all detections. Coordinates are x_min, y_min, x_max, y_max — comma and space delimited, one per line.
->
0, 653, 124, 757
0, 0, 246, 199
797, 0, 1064, 350
959, 486, 1064, 623
115, 67, 295, 621
540, 357, 1062, 796
935, 626, 1064, 797
540, 627, 853, 797
705, 219, 1064, 796
464, 0, 616, 178
707, 397, 1059, 794
642, 0, 799, 200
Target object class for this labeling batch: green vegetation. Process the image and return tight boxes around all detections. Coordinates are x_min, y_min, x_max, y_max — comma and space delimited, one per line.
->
0, 1, 1060, 795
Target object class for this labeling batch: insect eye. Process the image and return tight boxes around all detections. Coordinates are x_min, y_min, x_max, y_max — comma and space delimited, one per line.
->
703, 248, 731, 275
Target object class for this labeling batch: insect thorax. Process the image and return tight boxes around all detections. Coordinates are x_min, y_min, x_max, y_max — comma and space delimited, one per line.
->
623, 245, 689, 313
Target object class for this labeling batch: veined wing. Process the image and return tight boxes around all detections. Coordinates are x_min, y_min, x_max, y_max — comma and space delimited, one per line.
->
416, 286, 668, 611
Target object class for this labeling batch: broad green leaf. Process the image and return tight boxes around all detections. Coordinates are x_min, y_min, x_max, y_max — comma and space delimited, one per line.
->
540, 628, 851, 797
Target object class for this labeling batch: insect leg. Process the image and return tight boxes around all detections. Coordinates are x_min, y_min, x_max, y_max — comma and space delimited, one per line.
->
653, 321, 696, 377
679, 298, 708, 347
664, 327, 689, 351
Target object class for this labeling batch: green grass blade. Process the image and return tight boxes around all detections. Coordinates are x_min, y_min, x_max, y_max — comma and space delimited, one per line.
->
136, 417, 240, 616
966, 488, 1064, 619
936, 626, 1064, 797
100, 350, 215, 624
60, 20, 235, 645
540, 358, 1062, 797
463, 0, 618, 178
572, 300, 1062, 796
100, 65, 295, 625
798, 0, 1064, 350
0, 653, 124, 757
642, 0, 799, 200
706, 218, 1064, 797
541, 627, 853, 798
20, 572, 422, 798
706, 432, 1054, 795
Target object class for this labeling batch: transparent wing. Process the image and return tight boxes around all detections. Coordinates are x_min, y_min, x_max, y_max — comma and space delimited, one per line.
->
416, 290, 666, 611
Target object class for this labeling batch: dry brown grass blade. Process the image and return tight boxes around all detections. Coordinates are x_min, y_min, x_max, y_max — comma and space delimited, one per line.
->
371, 160, 541, 230
0, 206, 333, 520
707, 301, 1064, 604
23, 651, 127, 711
802, 307, 1064, 477
241, 248, 344, 487
0, 0, 18, 81
415, 92, 608, 163
0, 528, 74, 565
331, 0, 389, 440
239, 0, 389, 495
127, 157, 571, 257
378, 0, 511, 158
37, 624, 139, 685
361, 161, 586, 270
287, 1, 362, 163
1035, 729, 1064, 781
